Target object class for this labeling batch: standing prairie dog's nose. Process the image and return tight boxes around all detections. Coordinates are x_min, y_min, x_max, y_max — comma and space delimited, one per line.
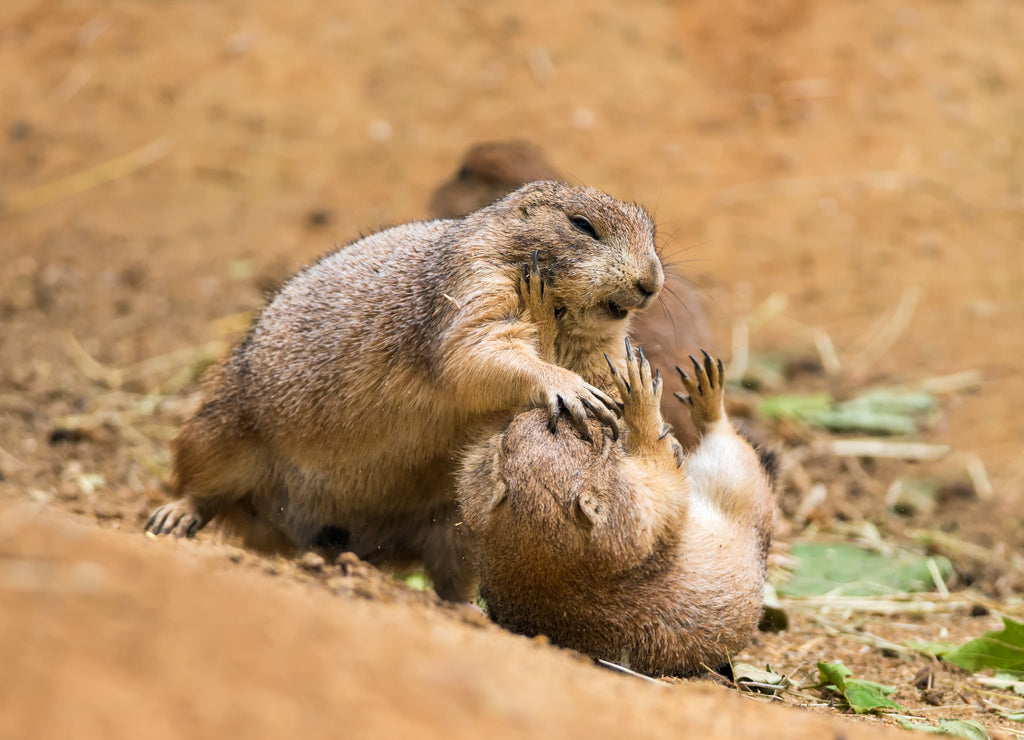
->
636, 258, 664, 301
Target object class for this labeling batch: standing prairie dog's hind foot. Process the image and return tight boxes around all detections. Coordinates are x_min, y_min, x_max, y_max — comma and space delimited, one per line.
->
674, 350, 726, 436
145, 497, 209, 539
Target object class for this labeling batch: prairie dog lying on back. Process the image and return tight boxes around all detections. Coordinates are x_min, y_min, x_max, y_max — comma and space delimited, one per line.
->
146, 182, 663, 601
458, 271, 775, 674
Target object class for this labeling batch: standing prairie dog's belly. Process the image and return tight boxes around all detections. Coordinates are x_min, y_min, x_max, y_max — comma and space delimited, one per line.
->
146, 181, 664, 601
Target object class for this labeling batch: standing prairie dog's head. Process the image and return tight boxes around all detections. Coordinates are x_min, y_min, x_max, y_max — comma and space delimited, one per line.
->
483, 181, 663, 334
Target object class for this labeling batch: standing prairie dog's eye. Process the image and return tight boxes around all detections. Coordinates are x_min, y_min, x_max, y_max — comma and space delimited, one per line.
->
569, 215, 599, 240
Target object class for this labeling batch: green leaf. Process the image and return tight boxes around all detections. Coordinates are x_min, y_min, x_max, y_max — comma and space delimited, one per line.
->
842, 679, 903, 714
804, 407, 918, 435
905, 639, 960, 658
757, 389, 937, 434
941, 617, 1024, 672
839, 390, 938, 416
758, 393, 833, 419
895, 717, 991, 739
817, 660, 853, 687
776, 542, 953, 597
1000, 710, 1024, 722
816, 661, 903, 714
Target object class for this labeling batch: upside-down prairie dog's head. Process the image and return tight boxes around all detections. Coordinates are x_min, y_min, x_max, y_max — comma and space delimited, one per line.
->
481, 181, 663, 335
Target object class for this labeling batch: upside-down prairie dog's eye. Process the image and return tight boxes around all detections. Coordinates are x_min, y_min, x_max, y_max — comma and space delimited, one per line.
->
569, 215, 599, 240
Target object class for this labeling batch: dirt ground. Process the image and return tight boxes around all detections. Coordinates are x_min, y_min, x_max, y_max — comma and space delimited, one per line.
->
1, 1, 1023, 738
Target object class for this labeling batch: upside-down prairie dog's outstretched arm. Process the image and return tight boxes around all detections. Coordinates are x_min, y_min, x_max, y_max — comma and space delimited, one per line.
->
606, 339, 683, 469
676, 352, 776, 530
603, 342, 774, 550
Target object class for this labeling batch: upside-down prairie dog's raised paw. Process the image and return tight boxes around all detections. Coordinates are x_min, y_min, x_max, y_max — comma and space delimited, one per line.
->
145, 182, 661, 601
458, 346, 776, 676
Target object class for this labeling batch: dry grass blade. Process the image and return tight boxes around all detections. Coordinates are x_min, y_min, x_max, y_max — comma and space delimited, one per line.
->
595, 659, 667, 685
1, 139, 169, 216
780, 593, 975, 616
824, 439, 952, 461
64, 333, 123, 389
848, 286, 922, 379
808, 616, 925, 658
901, 370, 983, 395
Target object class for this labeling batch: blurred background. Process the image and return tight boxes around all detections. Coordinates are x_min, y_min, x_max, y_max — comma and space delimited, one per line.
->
1, 1, 1023, 734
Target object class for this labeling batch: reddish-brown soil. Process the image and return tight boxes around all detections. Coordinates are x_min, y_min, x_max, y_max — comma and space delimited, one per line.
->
2, 1, 1022, 738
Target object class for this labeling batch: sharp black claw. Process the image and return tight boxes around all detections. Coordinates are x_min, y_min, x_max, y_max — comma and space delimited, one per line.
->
658, 423, 672, 441
717, 357, 724, 378
689, 355, 704, 394
624, 337, 633, 362
637, 346, 645, 366
675, 365, 689, 382
674, 391, 692, 406
575, 403, 594, 442
702, 349, 715, 377
549, 397, 563, 434
604, 352, 616, 375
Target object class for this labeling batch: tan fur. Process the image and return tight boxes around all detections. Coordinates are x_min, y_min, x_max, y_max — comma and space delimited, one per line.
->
146, 182, 663, 601
457, 335, 775, 676
431, 140, 713, 447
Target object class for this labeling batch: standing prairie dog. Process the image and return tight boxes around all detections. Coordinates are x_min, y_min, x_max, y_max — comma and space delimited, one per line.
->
146, 182, 664, 601
431, 140, 714, 447
458, 272, 775, 674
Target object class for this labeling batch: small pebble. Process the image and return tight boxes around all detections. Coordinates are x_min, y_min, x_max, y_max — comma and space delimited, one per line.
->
298, 552, 325, 572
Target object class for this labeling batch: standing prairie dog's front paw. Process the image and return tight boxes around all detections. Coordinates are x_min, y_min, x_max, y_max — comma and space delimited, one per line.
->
534, 369, 620, 442
517, 251, 557, 363
606, 339, 682, 465
674, 350, 726, 436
